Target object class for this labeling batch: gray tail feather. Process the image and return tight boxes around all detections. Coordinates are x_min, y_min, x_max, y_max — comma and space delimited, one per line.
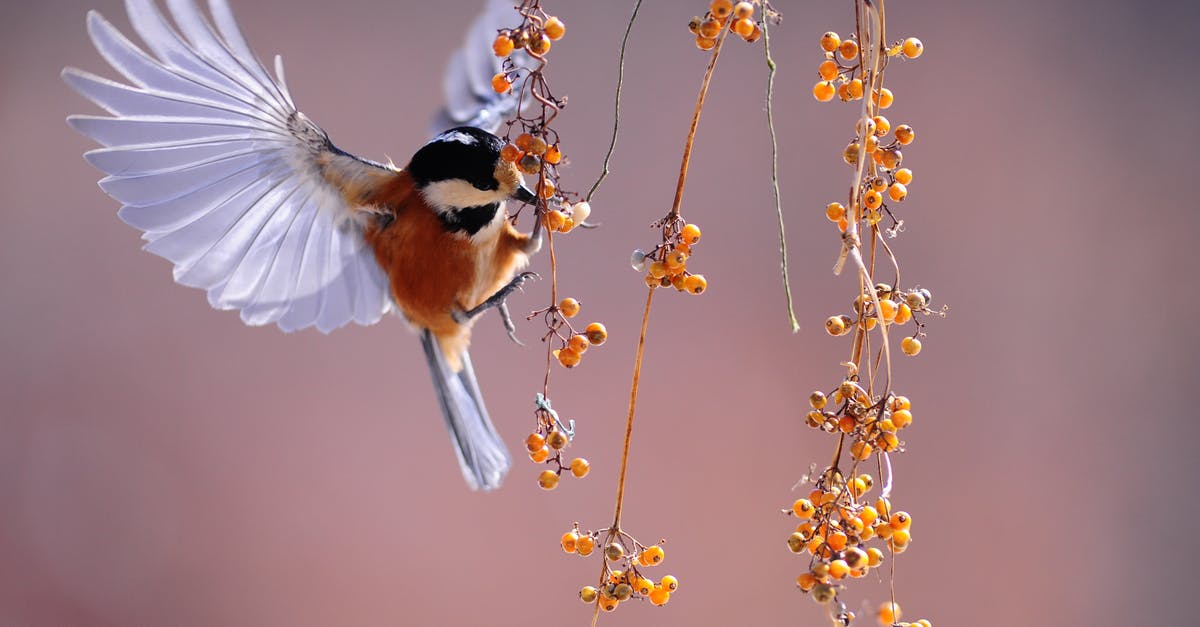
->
420, 329, 511, 490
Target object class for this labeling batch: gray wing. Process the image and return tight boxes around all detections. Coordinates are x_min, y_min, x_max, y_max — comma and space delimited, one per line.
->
430, 0, 531, 135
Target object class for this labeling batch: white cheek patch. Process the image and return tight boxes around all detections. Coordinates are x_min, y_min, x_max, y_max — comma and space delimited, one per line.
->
421, 179, 508, 212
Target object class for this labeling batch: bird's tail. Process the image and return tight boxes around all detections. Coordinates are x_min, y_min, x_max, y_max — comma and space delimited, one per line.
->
420, 329, 511, 490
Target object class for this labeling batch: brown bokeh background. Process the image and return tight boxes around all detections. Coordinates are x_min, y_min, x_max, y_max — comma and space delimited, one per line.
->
3, 0, 1198, 625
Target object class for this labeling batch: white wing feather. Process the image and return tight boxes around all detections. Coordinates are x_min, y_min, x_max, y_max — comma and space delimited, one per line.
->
66, 0, 392, 333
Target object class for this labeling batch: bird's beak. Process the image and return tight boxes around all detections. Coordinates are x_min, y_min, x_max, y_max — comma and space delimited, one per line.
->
512, 183, 536, 205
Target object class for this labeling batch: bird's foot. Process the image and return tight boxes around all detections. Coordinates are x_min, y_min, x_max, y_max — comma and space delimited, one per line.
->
452, 272, 540, 330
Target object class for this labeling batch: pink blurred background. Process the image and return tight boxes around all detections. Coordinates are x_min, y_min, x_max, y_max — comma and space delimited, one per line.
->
3, 0, 1198, 625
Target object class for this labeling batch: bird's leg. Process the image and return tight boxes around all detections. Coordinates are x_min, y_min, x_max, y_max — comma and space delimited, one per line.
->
452, 271, 540, 327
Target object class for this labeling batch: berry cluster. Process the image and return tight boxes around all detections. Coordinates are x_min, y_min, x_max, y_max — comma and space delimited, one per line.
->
523, 394, 590, 490
568, 527, 678, 611
532, 297, 607, 369
787, 466, 930, 627
812, 32, 922, 103
687, 0, 764, 49
631, 220, 707, 295
492, 2, 602, 492
821, 284, 935, 357
787, 7, 941, 625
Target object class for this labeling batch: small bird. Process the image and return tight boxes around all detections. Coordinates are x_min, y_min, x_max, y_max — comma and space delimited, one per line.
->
64, 0, 545, 490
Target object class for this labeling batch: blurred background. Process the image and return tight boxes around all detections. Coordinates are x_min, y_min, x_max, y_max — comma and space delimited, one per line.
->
2, 0, 1198, 625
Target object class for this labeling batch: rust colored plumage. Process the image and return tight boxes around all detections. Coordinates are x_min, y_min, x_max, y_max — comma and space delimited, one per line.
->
358, 170, 532, 371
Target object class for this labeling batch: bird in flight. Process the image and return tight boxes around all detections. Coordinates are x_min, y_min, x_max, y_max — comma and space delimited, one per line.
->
64, 0, 546, 490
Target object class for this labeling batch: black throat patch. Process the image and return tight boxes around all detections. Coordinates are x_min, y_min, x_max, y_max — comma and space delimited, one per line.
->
438, 203, 500, 236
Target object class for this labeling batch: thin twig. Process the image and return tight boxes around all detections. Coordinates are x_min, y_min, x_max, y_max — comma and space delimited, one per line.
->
762, 17, 801, 333
586, 0, 643, 202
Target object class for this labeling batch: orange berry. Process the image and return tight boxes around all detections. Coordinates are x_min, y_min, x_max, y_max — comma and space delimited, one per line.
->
543, 209, 566, 231
500, 143, 521, 163
635, 577, 655, 595
529, 445, 550, 463
827, 531, 848, 551
585, 322, 608, 345
649, 587, 670, 606
684, 274, 707, 295
901, 336, 922, 356
877, 431, 900, 451
891, 395, 912, 411
743, 23, 763, 43
850, 440, 873, 460
660, 575, 679, 591
710, 0, 733, 18
514, 133, 534, 151
556, 347, 582, 368
577, 535, 595, 556
493, 34, 514, 57
867, 546, 885, 566
874, 87, 894, 109
813, 81, 836, 102
819, 60, 839, 81
902, 37, 923, 58
562, 531, 579, 553
696, 35, 718, 50
894, 168, 913, 185
538, 469, 559, 490
733, 18, 755, 38
568, 334, 589, 354
797, 572, 817, 591
580, 586, 598, 603
820, 31, 841, 52
792, 498, 816, 518
891, 408, 912, 429
894, 124, 915, 145
839, 38, 859, 60
828, 559, 850, 579
864, 190, 883, 210
569, 457, 590, 478
546, 429, 568, 450
847, 78, 864, 99
825, 315, 847, 336
599, 597, 618, 612
491, 73, 510, 93
890, 511, 912, 530
641, 545, 665, 565
887, 182, 907, 201
666, 249, 688, 271
878, 298, 897, 322
733, 1, 754, 19
544, 16, 566, 40
681, 223, 702, 244
544, 144, 562, 164
825, 202, 846, 222
878, 601, 902, 624
880, 149, 903, 169
699, 17, 722, 38
558, 297, 581, 318
648, 261, 668, 279
837, 81, 853, 102
539, 179, 556, 199
872, 115, 891, 136
838, 415, 856, 433
525, 433, 545, 453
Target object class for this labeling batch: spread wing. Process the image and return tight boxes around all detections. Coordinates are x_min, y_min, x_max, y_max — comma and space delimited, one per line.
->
431, 0, 533, 135
67, 0, 525, 333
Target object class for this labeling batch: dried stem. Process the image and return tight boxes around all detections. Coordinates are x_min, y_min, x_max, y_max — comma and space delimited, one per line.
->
586, 0, 643, 202
762, 17, 801, 333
